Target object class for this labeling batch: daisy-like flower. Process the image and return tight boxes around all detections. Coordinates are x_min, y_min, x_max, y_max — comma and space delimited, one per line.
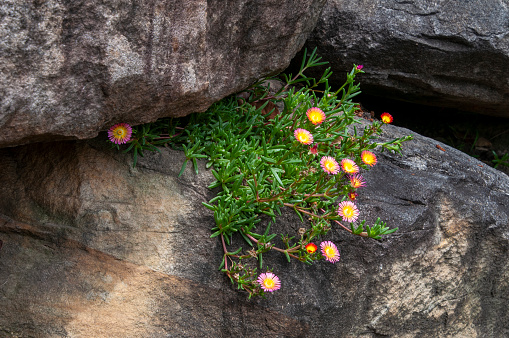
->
338, 200, 360, 223
320, 156, 340, 175
381, 112, 393, 124
305, 243, 318, 253
348, 174, 366, 189
341, 158, 359, 174
320, 241, 340, 263
306, 107, 326, 125
348, 191, 358, 201
361, 150, 377, 167
294, 128, 313, 145
108, 123, 132, 145
308, 144, 318, 155
257, 272, 281, 292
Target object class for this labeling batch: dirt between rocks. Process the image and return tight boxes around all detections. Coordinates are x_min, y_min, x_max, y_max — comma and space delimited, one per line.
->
358, 94, 509, 177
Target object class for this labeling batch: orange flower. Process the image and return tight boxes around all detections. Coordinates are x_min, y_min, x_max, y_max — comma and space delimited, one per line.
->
361, 150, 377, 166
381, 112, 393, 124
341, 158, 359, 174
294, 128, 313, 145
305, 243, 318, 253
306, 107, 326, 125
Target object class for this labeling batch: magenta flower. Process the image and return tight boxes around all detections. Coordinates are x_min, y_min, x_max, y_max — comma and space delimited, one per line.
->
108, 123, 132, 145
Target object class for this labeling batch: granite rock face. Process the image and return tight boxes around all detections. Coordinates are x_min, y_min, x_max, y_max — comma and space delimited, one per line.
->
302, 0, 509, 117
0, 124, 508, 336
0, 0, 326, 148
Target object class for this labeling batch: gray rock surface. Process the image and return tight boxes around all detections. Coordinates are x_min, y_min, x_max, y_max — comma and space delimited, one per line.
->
0, 0, 326, 148
301, 0, 509, 117
0, 124, 508, 336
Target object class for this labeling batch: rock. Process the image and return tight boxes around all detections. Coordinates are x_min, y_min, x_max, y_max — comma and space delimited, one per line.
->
0, 0, 326, 148
0, 124, 508, 336
299, 0, 509, 117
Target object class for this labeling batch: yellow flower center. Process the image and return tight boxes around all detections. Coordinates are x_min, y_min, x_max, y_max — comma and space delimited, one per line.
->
263, 278, 275, 288
309, 112, 322, 123
325, 161, 335, 171
299, 134, 309, 142
114, 128, 126, 137
325, 247, 335, 257
382, 116, 391, 123
343, 207, 354, 217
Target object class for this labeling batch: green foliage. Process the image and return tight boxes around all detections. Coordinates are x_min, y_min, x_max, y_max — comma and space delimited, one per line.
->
492, 151, 509, 168
121, 120, 181, 167
108, 48, 412, 298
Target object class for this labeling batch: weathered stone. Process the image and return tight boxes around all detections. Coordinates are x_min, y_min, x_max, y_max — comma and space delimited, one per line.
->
300, 0, 509, 117
0, 124, 508, 336
0, 0, 326, 148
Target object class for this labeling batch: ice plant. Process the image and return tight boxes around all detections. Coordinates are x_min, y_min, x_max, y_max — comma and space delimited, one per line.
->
338, 201, 360, 223
341, 158, 359, 174
348, 174, 366, 189
306, 107, 326, 125
305, 243, 318, 253
320, 241, 340, 263
308, 144, 318, 155
320, 156, 340, 175
361, 150, 377, 167
294, 128, 313, 145
118, 51, 414, 298
257, 272, 281, 292
108, 123, 132, 145
381, 112, 393, 124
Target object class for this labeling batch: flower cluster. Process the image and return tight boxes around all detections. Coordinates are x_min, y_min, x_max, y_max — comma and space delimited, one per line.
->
292, 109, 381, 228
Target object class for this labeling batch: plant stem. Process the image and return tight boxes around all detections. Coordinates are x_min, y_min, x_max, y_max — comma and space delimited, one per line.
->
283, 203, 332, 219
243, 231, 301, 260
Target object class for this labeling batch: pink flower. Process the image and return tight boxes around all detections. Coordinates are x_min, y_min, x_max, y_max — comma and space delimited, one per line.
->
320, 156, 340, 175
348, 174, 366, 189
320, 241, 340, 263
356, 65, 364, 70
294, 128, 313, 145
338, 201, 360, 223
257, 272, 281, 292
341, 158, 359, 174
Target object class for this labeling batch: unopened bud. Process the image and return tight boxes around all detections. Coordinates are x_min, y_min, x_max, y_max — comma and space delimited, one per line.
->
298, 228, 306, 235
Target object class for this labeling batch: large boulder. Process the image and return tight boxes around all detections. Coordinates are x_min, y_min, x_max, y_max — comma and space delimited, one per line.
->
0, 124, 508, 336
0, 0, 326, 148
301, 0, 509, 117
